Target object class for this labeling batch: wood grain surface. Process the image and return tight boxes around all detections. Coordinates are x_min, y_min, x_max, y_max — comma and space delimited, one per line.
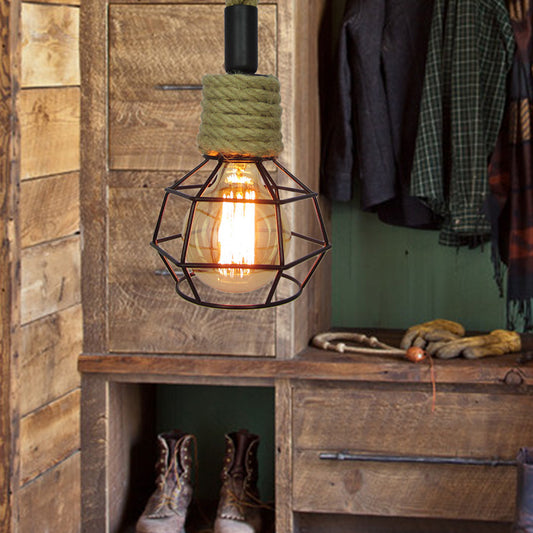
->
0, 0, 19, 529
21, 3, 79, 87
19, 87, 80, 179
80, 0, 108, 354
19, 389, 80, 485
295, 512, 510, 533
108, 187, 276, 355
20, 171, 79, 247
108, 4, 276, 170
293, 449, 516, 521
292, 382, 533, 459
21, 235, 81, 324
20, 305, 82, 416
18, 453, 81, 533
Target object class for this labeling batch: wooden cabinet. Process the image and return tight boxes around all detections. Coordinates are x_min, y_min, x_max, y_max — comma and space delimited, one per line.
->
81, 0, 329, 359
80, 339, 533, 532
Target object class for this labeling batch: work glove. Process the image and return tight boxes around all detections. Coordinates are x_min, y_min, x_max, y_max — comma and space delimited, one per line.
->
401, 319, 524, 359
400, 319, 465, 350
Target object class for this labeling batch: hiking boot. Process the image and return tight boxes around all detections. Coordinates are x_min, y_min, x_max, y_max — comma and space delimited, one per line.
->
214, 429, 262, 533
136, 431, 195, 533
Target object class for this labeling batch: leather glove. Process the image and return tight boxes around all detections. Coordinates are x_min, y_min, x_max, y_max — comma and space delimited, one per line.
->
400, 319, 465, 350
426, 329, 521, 359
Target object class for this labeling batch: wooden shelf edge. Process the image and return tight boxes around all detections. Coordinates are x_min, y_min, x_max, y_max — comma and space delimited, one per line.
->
78, 349, 533, 387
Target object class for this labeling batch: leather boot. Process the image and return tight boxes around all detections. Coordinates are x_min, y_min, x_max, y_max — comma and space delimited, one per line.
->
214, 429, 262, 533
514, 448, 533, 532
136, 431, 195, 533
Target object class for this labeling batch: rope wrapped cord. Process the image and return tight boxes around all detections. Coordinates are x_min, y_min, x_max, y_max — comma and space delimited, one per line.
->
197, 73, 283, 158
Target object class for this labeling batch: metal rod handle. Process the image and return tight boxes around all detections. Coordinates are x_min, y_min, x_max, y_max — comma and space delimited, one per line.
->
319, 451, 516, 467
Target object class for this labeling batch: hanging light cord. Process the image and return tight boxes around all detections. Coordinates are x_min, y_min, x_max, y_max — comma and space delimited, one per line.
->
197, 73, 283, 158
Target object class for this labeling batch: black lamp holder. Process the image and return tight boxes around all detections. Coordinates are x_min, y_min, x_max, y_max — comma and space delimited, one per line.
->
225, 4, 258, 74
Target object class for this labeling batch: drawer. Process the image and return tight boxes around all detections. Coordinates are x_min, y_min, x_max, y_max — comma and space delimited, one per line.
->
108, 4, 277, 170
293, 449, 515, 521
292, 382, 533, 521
107, 185, 276, 355
293, 382, 533, 459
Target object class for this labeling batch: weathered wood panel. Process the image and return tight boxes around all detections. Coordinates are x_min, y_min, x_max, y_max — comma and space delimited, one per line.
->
0, 0, 20, 529
108, 4, 276, 170
20, 305, 82, 416
36, 0, 80, 5
80, 0, 107, 354
21, 235, 81, 325
18, 453, 80, 533
295, 513, 510, 533
293, 383, 533, 459
108, 382, 156, 532
293, 450, 516, 521
108, 187, 275, 355
81, 376, 108, 533
19, 87, 80, 179
20, 171, 79, 247
21, 3, 79, 87
19, 389, 80, 485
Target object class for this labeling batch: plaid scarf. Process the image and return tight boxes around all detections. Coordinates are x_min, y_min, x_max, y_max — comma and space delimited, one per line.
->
488, 0, 533, 330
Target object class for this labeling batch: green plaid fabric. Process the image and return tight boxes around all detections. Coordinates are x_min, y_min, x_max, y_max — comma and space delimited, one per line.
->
410, 0, 515, 246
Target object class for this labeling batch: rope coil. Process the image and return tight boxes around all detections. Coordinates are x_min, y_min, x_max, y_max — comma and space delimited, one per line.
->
197, 73, 283, 158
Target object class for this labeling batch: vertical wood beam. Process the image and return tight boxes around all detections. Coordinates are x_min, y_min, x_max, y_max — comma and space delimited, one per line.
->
81, 375, 108, 533
275, 379, 294, 532
80, 0, 108, 353
0, 0, 21, 531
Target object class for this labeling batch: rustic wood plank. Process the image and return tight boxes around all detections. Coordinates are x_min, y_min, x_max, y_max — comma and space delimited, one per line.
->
0, 0, 20, 530
108, 382, 156, 532
21, 3, 79, 87
80, 0, 107, 353
107, 187, 275, 356
293, 449, 516, 521
36, 0, 80, 5
275, 380, 294, 533
78, 348, 533, 387
19, 87, 80, 179
108, 4, 276, 170
295, 513, 510, 533
18, 452, 81, 533
20, 304, 82, 416
20, 171, 79, 247
293, 383, 533, 459
80, 375, 108, 533
19, 388, 80, 485
21, 235, 81, 324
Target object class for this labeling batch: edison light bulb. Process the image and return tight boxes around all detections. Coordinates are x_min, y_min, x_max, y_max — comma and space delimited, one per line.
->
186, 161, 291, 293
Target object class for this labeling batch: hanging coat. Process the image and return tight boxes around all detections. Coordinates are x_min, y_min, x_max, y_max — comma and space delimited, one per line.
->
321, 0, 440, 229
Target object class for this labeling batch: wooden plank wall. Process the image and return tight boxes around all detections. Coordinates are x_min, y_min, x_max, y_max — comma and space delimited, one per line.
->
16, 0, 82, 531
1, 1, 20, 531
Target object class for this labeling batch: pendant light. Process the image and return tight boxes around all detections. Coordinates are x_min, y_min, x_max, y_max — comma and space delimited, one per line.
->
151, 0, 330, 309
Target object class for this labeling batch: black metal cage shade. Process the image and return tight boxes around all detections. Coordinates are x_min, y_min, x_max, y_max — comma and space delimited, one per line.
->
151, 156, 331, 310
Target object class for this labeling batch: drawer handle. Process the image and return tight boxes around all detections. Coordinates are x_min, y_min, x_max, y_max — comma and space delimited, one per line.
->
319, 451, 516, 467
153, 269, 171, 276
154, 84, 202, 91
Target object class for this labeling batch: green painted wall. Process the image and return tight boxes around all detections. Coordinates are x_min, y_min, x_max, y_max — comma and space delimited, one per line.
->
331, 199, 507, 331
157, 385, 275, 503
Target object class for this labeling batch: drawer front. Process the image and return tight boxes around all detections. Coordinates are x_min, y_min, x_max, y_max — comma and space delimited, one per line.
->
107, 185, 276, 355
293, 383, 533, 459
293, 449, 515, 521
108, 4, 277, 170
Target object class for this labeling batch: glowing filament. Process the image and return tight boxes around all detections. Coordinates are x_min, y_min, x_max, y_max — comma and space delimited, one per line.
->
217, 188, 256, 279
